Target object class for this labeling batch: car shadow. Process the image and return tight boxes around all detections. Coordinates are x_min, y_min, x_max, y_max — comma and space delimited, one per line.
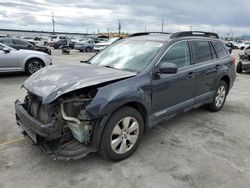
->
0, 72, 28, 79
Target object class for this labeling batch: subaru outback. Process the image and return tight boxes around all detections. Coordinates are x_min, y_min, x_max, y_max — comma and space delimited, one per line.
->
15, 31, 236, 161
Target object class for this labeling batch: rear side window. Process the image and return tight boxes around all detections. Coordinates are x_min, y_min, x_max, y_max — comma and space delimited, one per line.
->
212, 41, 228, 58
192, 41, 212, 63
12, 39, 28, 45
0, 39, 12, 45
159, 41, 190, 68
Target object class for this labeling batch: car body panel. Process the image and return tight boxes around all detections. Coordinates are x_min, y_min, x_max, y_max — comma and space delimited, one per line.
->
23, 63, 136, 104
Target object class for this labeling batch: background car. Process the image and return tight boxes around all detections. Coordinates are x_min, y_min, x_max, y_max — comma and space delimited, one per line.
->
233, 41, 250, 50
0, 38, 51, 55
23, 37, 48, 46
74, 38, 95, 52
0, 42, 52, 74
94, 37, 121, 52
48, 35, 69, 46
52, 39, 74, 49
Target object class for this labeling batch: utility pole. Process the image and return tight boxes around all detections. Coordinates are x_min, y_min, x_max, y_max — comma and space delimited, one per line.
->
145, 27, 147, 32
107, 28, 110, 38
161, 19, 164, 32
118, 20, 121, 37
52, 12, 55, 33
189, 26, 193, 31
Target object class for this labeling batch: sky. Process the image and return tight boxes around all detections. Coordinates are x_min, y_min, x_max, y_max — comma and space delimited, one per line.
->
0, 0, 249, 37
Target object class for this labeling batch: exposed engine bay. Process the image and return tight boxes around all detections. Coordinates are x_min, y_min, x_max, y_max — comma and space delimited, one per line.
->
20, 87, 98, 160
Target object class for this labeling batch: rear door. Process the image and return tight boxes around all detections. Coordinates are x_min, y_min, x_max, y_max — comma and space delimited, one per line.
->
190, 40, 218, 103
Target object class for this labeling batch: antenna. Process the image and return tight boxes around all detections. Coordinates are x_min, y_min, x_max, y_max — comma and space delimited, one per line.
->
52, 12, 55, 33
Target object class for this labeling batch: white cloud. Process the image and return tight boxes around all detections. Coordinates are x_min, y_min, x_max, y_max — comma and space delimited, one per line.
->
0, 0, 249, 36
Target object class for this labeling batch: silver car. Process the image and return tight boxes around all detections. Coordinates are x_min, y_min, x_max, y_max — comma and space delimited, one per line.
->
0, 42, 52, 74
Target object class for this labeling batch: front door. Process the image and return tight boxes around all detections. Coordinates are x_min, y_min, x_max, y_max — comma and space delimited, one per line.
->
151, 41, 195, 120
0, 44, 18, 70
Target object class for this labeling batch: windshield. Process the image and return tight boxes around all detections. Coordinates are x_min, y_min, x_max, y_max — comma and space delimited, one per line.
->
89, 40, 163, 72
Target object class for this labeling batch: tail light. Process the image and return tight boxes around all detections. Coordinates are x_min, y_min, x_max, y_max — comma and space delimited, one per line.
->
231, 56, 236, 65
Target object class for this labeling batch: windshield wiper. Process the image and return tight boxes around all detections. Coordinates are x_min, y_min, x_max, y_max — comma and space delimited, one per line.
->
80, 60, 90, 64
101, 65, 116, 69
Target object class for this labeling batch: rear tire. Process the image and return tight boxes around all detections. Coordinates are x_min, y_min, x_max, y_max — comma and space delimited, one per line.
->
100, 106, 144, 161
206, 80, 228, 112
25, 59, 44, 75
236, 61, 243, 73
85, 47, 91, 52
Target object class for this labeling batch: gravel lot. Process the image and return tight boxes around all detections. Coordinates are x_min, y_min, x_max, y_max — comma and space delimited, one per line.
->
0, 49, 250, 188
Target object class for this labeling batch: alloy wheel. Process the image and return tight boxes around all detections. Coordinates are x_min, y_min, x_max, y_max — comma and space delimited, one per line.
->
28, 61, 43, 74
110, 117, 139, 154
215, 85, 226, 108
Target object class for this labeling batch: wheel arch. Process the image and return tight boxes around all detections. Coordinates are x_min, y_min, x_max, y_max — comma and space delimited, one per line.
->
220, 75, 230, 94
92, 101, 149, 149
23, 57, 45, 74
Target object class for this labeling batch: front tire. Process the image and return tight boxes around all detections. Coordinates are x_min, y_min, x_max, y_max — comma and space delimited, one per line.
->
25, 59, 44, 75
236, 61, 243, 73
207, 80, 228, 112
100, 106, 144, 161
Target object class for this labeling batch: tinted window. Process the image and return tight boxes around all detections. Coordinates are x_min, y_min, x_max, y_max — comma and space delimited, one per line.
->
12, 39, 28, 46
159, 41, 190, 68
0, 39, 12, 45
212, 41, 228, 58
0, 44, 4, 50
192, 41, 212, 63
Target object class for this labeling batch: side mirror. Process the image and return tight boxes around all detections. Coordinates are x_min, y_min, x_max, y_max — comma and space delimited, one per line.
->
3, 47, 10, 53
158, 63, 177, 74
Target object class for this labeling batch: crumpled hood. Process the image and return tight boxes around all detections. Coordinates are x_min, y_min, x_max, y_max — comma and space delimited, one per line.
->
23, 63, 136, 104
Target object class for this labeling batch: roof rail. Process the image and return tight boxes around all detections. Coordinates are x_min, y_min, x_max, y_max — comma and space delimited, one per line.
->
129, 32, 171, 37
170, 31, 219, 39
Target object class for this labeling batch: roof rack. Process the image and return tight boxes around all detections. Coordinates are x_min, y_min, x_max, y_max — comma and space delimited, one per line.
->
170, 31, 219, 39
129, 32, 171, 37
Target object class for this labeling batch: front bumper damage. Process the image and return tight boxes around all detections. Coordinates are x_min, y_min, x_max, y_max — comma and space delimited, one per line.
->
15, 100, 96, 160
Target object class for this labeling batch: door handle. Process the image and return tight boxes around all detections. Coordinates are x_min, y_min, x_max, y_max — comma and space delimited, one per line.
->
186, 72, 195, 79
215, 64, 220, 69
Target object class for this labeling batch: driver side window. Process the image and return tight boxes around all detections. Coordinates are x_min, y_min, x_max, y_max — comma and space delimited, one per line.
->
159, 41, 190, 68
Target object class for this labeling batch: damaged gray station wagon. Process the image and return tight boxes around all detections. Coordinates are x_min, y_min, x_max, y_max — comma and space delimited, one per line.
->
15, 31, 236, 161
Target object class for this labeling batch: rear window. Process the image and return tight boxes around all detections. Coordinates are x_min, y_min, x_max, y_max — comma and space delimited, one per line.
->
192, 41, 213, 63
212, 41, 228, 58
